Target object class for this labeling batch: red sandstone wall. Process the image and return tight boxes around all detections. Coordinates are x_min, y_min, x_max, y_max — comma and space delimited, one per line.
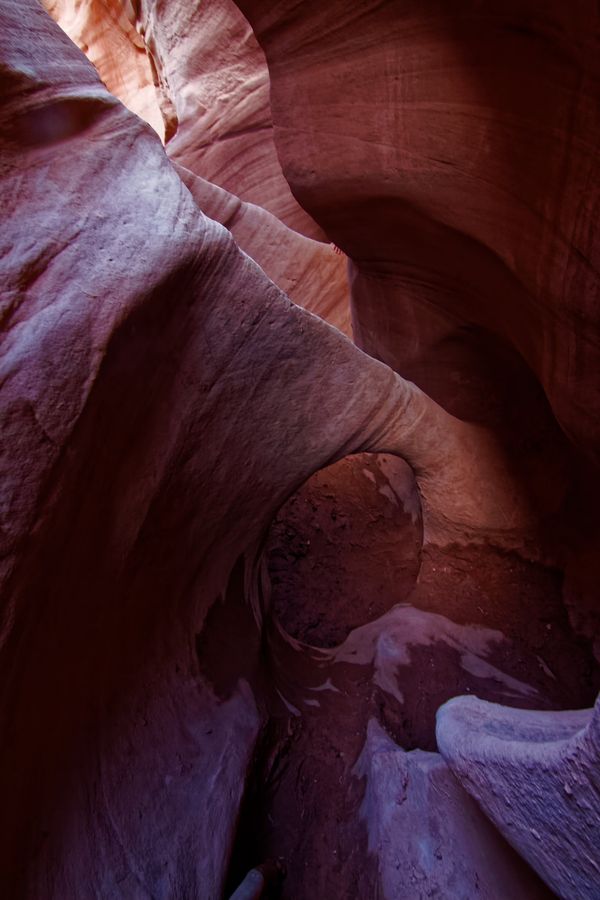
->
1, 1, 599, 896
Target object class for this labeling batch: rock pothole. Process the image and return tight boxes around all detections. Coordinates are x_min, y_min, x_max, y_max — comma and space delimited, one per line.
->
265, 452, 422, 647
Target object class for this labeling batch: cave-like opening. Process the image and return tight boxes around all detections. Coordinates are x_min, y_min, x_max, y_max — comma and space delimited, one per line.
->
218, 452, 598, 897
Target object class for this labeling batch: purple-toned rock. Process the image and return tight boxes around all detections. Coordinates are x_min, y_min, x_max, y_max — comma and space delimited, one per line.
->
1, 2, 542, 895
355, 719, 551, 899
437, 694, 600, 898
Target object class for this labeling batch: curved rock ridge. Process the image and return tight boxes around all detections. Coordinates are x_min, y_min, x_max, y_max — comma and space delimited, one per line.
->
44, 0, 350, 334
234, 0, 600, 466
234, 0, 600, 659
75, 0, 322, 238
355, 718, 551, 899
135, 0, 325, 236
0, 2, 559, 896
41, 0, 165, 138
437, 694, 600, 898
227, 3, 600, 892
175, 162, 351, 335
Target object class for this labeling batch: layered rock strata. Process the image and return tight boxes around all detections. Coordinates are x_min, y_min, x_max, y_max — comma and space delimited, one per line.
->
44, 0, 351, 335
2, 1, 599, 897
0, 2, 556, 895
235, 0, 600, 642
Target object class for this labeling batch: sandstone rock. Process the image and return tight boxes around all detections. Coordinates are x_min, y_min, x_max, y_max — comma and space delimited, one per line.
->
175, 162, 351, 335
1, 2, 545, 895
44, 1, 350, 332
437, 694, 600, 898
42, 0, 164, 138
234, 0, 600, 467
355, 719, 551, 898
3, 0, 599, 895
234, 0, 600, 655
139, 0, 323, 237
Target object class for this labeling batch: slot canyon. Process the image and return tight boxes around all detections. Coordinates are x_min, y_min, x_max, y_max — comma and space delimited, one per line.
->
1, 0, 599, 897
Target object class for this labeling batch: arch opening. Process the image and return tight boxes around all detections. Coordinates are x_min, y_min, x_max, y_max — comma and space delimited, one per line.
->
264, 452, 422, 648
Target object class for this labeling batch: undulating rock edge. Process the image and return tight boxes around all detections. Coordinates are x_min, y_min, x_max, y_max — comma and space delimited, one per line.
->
437, 694, 600, 899
2, 1, 599, 898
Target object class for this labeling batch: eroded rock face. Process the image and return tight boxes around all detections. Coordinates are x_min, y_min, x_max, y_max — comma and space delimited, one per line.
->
44, 0, 352, 334
175, 162, 351, 335
41, 0, 164, 137
2, 0, 599, 897
0, 2, 555, 895
437, 695, 600, 899
266, 453, 422, 646
234, 0, 600, 460
355, 719, 551, 899
141, 0, 320, 235
234, 0, 600, 644
139, 0, 324, 237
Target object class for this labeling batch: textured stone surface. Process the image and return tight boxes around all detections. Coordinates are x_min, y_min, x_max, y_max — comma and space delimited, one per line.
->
355, 719, 550, 898
266, 453, 421, 646
0, 2, 547, 895
139, 0, 322, 237
42, 0, 164, 138
44, 1, 350, 332
235, 0, 600, 655
176, 163, 351, 334
437, 694, 600, 898
235, 0, 600, 463
3, 0, 600, 896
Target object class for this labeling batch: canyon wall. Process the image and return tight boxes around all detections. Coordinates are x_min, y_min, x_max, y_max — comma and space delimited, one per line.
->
2, 0, 599, 897
235, 0, 600, 647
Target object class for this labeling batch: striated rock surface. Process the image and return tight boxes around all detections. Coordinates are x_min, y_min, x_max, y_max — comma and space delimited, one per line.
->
0, 1, 558, 895
437, 694, 600, 898
42, 0, 164, 138
140, 0, 322, 237
176, 163, 351, 334
45, 0, 350, 334
235, 0, 600, 649
234, 0, 600, 460
355, 719, 550, 899
2, 0, 599, 897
